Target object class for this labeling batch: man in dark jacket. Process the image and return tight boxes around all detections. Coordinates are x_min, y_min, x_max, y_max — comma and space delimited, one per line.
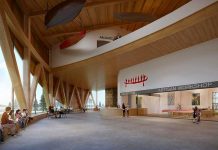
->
122, 103, 126, 117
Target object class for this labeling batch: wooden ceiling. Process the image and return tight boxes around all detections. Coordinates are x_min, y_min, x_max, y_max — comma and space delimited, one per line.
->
15, 0, 190, 48
52, 2, 218, 90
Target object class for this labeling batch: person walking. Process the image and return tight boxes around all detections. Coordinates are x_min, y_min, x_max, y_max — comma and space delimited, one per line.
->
122, 103, 126, 117
126, 105, 129, 117
196, 107, 201, 124
192, 106, 197, 123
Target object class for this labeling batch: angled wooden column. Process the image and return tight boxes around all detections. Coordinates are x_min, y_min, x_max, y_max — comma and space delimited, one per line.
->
65, 83, 70, 107
23, 49, 31, 110
60, 81, 67, 107
0, 9, 26, 109
90, 92, 96, 107
75, 87, 83, 108
23, 15, 31, 110
69, 86, 75, 108
84, 90, 91, 107
49, 73, 54, 105
53, 79, 61, 107
41, 67, 50, 108
29, 64, 41, 112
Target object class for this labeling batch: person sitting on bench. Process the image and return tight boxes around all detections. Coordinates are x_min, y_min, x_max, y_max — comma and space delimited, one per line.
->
1, 107, 17, 136
48, 106, 57, 118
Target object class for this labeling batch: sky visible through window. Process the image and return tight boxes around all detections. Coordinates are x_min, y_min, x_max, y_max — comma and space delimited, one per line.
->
0, 45, 105, 111
92, 90, 105, 107
0, 46, 42, 109
0, 46, 12, 106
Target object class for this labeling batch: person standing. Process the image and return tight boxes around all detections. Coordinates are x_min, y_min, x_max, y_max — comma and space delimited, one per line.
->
196, 107, 201, 124
122, 103, 126, 117
193, 106, 197, 123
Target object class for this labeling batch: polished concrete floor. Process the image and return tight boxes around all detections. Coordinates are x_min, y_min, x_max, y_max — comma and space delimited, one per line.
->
1, 112, 218, 150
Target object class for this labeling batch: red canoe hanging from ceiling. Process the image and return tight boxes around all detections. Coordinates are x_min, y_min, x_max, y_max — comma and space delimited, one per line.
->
59, 30, 86, 49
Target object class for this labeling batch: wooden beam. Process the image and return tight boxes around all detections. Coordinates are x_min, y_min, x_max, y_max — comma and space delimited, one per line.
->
41, 67, 50, 108
0, 0, 50, 71
23, 46, 31, 110
54, 79, 61, 99
23, 15, 31, 111
65, 83, 70, 107
0, 8, 27, 109
60, 81, 67, 107
44, 21, 145, 39
84, 91, 90, 107
49, 73, 54, 106
75, 87, 83, 108
69, 86, 75, 108
90, 92, 96, 107
28, 0, 136, 17
29, 64, 42, 112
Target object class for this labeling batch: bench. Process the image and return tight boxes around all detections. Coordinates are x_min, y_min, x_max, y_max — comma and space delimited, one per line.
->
0, 113, 47, 143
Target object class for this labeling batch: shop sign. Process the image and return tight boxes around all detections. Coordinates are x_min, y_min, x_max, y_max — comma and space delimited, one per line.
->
124, 74, 148, 87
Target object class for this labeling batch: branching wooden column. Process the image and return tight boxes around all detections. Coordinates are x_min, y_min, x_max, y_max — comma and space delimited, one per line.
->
0, 9, 27, 109
75, 87, 83, 108
65, 83, 70, 107
84, 90, 91, 107
60, 81, 67, 107
69, 86, 75, 108
91, 92, 96, 107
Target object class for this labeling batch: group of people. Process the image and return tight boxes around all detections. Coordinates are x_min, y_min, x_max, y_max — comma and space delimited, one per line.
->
48, 106, 67, 118
193, 106, 201, 124
122, 103, 129, 117
0, 107, 30, 140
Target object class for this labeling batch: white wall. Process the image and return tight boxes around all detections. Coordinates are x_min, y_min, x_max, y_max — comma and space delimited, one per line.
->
51, 27, 129, 67
118, 38, 218, 106
51, 0, 216, 67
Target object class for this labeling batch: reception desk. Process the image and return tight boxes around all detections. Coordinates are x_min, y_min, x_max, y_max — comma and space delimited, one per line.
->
100, 108, 148, 117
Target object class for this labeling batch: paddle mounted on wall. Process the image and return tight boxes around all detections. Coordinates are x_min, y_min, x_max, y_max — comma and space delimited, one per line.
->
45, 0, 86, 28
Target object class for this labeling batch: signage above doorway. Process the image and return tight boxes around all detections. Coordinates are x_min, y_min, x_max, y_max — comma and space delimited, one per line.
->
121, 81, 218, 96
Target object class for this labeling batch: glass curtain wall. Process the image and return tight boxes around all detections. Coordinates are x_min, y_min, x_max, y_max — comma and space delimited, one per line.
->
0, 46, 12, 116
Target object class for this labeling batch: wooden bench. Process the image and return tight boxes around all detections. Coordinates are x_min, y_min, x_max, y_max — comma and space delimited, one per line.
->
0, 113, 47, 143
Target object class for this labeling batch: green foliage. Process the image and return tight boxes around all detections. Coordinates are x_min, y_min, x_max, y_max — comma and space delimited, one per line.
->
33, 99, 39, 112
39, 92, 47, 112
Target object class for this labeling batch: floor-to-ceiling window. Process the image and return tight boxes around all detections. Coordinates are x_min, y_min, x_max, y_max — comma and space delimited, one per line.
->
91, 90, 105, 108
32, 83, 44, 114
86, 96, 95, 109
0, 46, 12, 115
14, 47, 23, 85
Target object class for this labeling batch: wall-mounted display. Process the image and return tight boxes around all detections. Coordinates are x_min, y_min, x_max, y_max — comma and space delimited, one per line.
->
168, 92, 175, 105
192, 93, 200, 105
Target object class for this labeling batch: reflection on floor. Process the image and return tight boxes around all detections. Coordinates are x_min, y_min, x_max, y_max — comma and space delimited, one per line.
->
1, 112, 218, 150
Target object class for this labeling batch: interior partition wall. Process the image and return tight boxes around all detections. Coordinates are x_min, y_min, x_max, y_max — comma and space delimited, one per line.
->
118, 38, 218, 113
